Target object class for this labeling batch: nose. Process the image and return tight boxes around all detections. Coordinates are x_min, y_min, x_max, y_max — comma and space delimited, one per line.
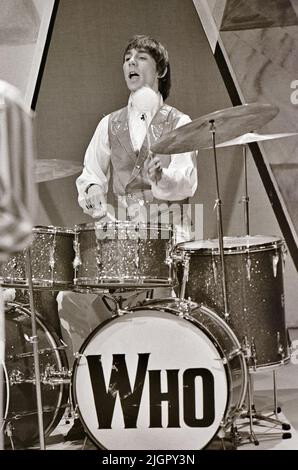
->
128, 55, 137, 66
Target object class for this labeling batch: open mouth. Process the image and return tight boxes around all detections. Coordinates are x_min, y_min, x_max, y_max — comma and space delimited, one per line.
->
128, 71, 140, 79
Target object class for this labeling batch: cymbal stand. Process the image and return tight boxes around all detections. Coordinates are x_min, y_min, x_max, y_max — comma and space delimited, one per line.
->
209, 120, 230, 320
237, 146, 291, 446
241, 144, 250, 235
24, 248, 45, 450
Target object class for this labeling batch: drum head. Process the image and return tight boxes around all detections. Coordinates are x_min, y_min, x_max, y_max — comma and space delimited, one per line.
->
178, 235, 282, 253
72, 309, 229, 450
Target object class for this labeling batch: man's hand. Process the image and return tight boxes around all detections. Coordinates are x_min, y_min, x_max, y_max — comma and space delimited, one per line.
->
144, 155, 163, 184
83, 185, 107, 219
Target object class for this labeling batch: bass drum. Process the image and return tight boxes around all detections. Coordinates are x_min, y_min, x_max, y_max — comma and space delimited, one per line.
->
72, 298, 247, 450
3, 302, 69, 449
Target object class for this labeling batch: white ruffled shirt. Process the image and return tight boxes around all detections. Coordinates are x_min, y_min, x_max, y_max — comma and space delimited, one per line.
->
76, 92, 197, 205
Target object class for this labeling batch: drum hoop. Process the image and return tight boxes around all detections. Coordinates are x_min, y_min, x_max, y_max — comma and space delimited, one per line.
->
73, 298, 246, 368
33, 225, 75, 235
136, 299, 245, 361
133, 302, 234, 359
73, 277, 175, 289
74, 221, 174, 233
5, 302, 67, 437
176, 237, 284, 256
0, 279, 74, 289
71, 301, 246, 450
1, 362, 10, 422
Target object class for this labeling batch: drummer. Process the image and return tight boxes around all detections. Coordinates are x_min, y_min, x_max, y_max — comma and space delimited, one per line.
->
76, 34, 197, 240
62, 36, 198, 441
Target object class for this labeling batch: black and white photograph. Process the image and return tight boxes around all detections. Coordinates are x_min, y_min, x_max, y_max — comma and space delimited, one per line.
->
1, 0, 298, 461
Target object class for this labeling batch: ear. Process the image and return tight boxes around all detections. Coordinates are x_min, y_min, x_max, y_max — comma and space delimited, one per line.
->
158, 67, 167, 79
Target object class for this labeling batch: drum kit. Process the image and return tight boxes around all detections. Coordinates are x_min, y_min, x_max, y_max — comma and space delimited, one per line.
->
0, 102, 297, 450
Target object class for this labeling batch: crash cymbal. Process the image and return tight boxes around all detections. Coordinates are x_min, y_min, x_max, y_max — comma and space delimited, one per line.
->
151, 103, 279, 155
35, 159, 82, 183
209, 131, 298, 148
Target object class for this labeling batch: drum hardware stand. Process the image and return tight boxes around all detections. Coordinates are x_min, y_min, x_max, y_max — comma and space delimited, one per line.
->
24, 248, 46, 450
81, 435, 88, 450
241, 144, 250, 235
145, 288, 155, 301
209, 120, 230, 320
101, 289, 155, 312
179, 255, 189, 301
101, 293, 120, 316
236, 356, 291, 446
236, 145, 291, 445
101, 291, 145, 314
3, 420, 16, 450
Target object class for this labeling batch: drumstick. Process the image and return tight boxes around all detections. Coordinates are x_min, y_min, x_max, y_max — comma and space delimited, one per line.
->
91, 203, 118, 223
106, 211, 118, 223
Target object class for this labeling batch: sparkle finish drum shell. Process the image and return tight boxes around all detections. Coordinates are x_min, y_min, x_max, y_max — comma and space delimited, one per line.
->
73, 221, 176, 289
71, 298, 247, 450
176, 235, 290, 370
0, 226, 75, 289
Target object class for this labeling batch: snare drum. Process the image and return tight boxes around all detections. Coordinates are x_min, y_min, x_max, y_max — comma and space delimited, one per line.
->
0, 226, 75, 289
72, 298, 247, 450
73, 221, 175, 289
176, 235, 289, 369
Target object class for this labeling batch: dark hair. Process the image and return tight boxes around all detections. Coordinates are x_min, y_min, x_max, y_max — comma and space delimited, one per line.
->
123, 35, 171, 100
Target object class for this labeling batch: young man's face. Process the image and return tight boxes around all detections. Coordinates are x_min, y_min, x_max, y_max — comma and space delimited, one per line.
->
123, 48, 159, 93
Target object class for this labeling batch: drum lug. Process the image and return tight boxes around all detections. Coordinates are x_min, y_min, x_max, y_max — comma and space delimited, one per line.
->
277, 332, 285, 360
245, 255, 251, 281
73, 352, 85, 359
9, 369, 25, 384
73, 239, 82, 269
212, 255, 217, 284
169, 250, 183, 264
179, 257, 190, 300
242, 336, 257, 369
165, 243, 174, 268
177, 300, 193, 316
250, 337, 257, 370
24, 333, 38, 344
272, 252, 280, 278
183, 257, 189, 280
166, 250, 180, 271
42, 365, 72, 386
117, 308, 127, 316
49, 246, 56, 270
134, 241, 140, 269
5, 422, 13, 435
227, 348, 243, 362
242, 336, 251, 358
